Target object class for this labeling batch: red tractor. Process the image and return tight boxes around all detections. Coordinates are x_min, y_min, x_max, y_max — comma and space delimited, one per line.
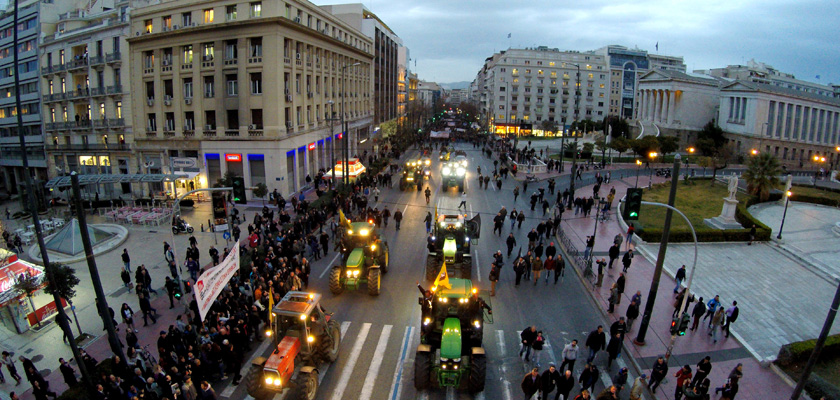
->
245, 291, 341, 400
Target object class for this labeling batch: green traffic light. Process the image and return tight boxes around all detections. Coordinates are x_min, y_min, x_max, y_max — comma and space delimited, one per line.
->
234, 197, 240, 201
629, 212, 638, 217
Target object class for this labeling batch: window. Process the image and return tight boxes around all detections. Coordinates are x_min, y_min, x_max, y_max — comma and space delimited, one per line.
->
113, 37, 120, 53
62, 106, 68, 121
114, 68, 121, 86
183, 45, 193, 64
99, 103, 105, 119
146, 81, 155, 99
251, 2, 262, 18
143, 51, 154, 68
115, 101, 122, 119
184, 111, 195, 130
144, 19, 152, 33
162, 48, 172, 65
50, 108, 55, 122
59, 49, 65, 64
205, 110, 216, 129
49, 81, 54, 95
202, 43, 214, 61
250, 73, 262, 94
165, 112, 175, 131
164, 79, 174, 98
225, 40, 237, 60
182, 12, 192, 26
203, 9, 214, 23
204, 76, 214, 97
249, 37, 262, 57
226, 74, 238, 96
162, 16, 172, 29
183, 78, 193, 98
227, 109, 239, 130
147, 113, 157, 131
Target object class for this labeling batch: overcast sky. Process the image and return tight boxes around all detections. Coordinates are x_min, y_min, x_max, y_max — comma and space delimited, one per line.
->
314, 0, 840, 87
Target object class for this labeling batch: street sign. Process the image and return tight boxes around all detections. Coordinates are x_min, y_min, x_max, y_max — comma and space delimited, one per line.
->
222, 232, 231, 240
171, 157, 197, 168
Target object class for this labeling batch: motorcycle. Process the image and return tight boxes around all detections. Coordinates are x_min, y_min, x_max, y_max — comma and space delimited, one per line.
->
172, 221, 195, 235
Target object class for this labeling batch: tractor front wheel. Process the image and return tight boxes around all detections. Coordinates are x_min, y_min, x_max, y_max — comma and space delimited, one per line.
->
414, 350, 433, 390
368, 268, 381, 296
325, 320, 341, 362
329, 266, 344, 295
296, 371, 319, 400
244, 364, 270, 400
468, 353, 486, 393
425, 255, 438, 283
379, 244, 390, 274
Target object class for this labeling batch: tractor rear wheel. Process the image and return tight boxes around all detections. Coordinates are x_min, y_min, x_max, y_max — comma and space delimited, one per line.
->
245, 364, 270, 400
425, 255, 438, 283
325, 320, 341, 362
296, 371, 318, 400
329, 266, 344, 295
368, 268, 381, 296
379, 244, 390, 274
413, 351, 433, 390
468, 353, 486, 393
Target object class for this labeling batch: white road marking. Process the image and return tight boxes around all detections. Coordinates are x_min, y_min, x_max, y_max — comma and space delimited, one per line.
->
330, 322, 371, 400
496, 330, 513, 400
388, 326, 414, 400
359, 325, 393, 400
446, 387, 457, 400
475, 250, 481, 282
340, 321, 351, 338
319, 253, 342, 279
542, 336, 558, 366
316, 322, 352, 386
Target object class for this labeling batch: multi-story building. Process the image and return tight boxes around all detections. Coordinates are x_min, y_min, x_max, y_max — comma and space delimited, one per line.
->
0, 0, 72, 195
321, 3, 401, 128
417, 80, 442, 110
127, 0, 374, 198
447, 88, 467, 106
474, 47, 610, 136
41, 0, 134, 199
396, 44, 408, 122
595, 45, 686, 119
696, 59, 838, 99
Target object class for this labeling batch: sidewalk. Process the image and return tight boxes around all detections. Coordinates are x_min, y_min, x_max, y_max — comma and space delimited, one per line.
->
556, 177, 796, 399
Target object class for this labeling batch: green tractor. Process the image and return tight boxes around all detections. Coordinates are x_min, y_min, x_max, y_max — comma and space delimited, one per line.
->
425, 213, 480, 282
399, 159, 423, 191
329, 220, 390, 296
440, 162, 466, 192
414, 278, 492, 393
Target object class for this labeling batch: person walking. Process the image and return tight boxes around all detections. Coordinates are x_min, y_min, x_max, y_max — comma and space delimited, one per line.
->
615, 273, 625, 305
532, 331, 545, 367
394, 209, 403, 230
583, 236, 595, 260
540, 364, 560, 400
724, 301, 739, 338
514, 186, 520, 203
621, 250, 633, 273
608, 243, 620, 270
489, 262, 500, 297
120, 303, 138, 333
507, 234, 517, 257
673, 365, 693, 400
555, 255, 567, 285
520, 326, 538, 362
514, 256, 526, 286
122, 249, 131, 272
532, 256, 543, 285
424, 212, 432, 233
610, 317, 628, 340
164, 276, 179, 309
690, 296, 706, 331
710, 307, 725, 343
58, 358, 78, 387
579, 363, 599, 394
517, 211, 525, 229
457, 190, 467, 209
521, 368, 542, 400
625, 224, 635, 250
510, 209, 518, 230
691, 356, 712, 388
629, 374, 647, 400
585, 326, 606, 363
648, 356, 668, 393
138, 292, 157, 326
674, 265, 687, 293
556, 370, 575, 400
1, 351, 22, 385
607, 283, 618, 313
626, 300, 640, 332
559, 340, 579, 374
703, 295, 721, 327
606, 333, 622, 368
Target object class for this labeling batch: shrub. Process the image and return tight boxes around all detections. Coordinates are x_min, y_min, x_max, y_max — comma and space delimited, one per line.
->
777, 334, 840, 365
804, 373, 840, 400
179, 199, 195, 208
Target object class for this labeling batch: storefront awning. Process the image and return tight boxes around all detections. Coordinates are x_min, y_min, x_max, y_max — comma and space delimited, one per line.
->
45, 173, 182, 188
173, 171, 200, 180
0, 260, 45, 307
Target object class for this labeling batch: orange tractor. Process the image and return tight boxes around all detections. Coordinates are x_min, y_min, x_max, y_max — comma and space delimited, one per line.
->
245, 291, 341, 400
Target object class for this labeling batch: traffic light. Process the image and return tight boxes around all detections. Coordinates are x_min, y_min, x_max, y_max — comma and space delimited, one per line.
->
182, 280, 192, 294
173, 284, 183, 299
669, 317, 680, 335
231, 176, 246, 204
624, 188, 643, 221
678, 313, 691, 336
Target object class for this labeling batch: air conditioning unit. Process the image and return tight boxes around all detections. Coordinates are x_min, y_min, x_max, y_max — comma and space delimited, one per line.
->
285, 94, 292, 101
164, 99, 171, 106
248, 124, 256, 130
286, 122, 293, 128
165, 95, 172, 101
147, 98, 154, 106
296, 53, 301, 60
172, 25, 179, 30
163, 59, 171, 66
185, 98, 192, 105
205, 124, 213, 130
284, 89, 290, 95
307, 92, 313, 98
294, 17, 301, 23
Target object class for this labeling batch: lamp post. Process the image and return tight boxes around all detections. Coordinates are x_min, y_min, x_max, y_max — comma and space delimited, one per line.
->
634, 159, 642, 188
777, 190, 792, 240
326, 100, 339, 185
566, 62, 581, 208
341, 62, 361, 188
648, 151, 658, 188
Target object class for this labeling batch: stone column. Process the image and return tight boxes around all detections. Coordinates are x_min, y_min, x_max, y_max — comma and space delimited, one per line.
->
652, 90, 660, 123
667, 90, 676, 125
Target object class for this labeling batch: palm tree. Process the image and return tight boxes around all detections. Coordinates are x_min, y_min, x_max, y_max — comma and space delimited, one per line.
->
743, 153, 782, 201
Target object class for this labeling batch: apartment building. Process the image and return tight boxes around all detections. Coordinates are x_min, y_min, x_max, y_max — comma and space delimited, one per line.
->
475, 47, 610, 136
127, 0, 374, 198
697, 59, 838, 99
40, 0, 134, 199
0, 0, 73, 195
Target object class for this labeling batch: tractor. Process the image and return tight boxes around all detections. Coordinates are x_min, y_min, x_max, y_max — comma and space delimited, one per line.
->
414, 278, 492, 393
425, 213, 480, 282
399, 159, 423, 191
245, 291, 341, 400
440, 162, 466, 192
329, 220, 390, 296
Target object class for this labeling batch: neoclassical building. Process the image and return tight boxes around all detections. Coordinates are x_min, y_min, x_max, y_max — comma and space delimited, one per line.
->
635, 70, 722, 143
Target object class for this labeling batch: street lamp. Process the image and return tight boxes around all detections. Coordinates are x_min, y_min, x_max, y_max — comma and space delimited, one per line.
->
566, 62, 581, 207
341, 62, 361, 188
634, 159, 642, 188
777, 190, 792, 240
750, 149, 759, 156
648, 152, 658, 187
326, 100, 339, 185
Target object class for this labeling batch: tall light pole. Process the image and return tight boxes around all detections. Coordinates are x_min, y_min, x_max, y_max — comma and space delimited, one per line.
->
566, 62, 581, 208
634, 159, 642, 188
777, 190, 792, 240
326, 100, 338, 185
341, 62, 360, 188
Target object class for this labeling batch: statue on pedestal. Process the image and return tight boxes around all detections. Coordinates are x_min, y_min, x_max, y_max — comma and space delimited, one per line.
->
727, 173, 739, 200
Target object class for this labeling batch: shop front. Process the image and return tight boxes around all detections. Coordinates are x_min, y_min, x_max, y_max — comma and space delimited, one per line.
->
0, 249, 49, 334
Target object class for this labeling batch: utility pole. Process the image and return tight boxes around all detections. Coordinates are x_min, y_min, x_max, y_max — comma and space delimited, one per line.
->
635, 154, 681, 345
790, 279, 840, 400
11, 0, 92, 391
327, 100, 338, 185
567, 62, 581, 209
341, 62, 360, 188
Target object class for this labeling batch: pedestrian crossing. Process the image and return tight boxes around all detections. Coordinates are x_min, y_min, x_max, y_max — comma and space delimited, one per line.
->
263, 321, 637, 400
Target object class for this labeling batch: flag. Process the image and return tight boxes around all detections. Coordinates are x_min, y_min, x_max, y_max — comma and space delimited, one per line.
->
339, 209, 352, 229
655, 42, 659, 51
268, 288, 274, 323
816, 75, 821, 79
507, 33, 511, 38
433, 262, 451, 289
434, 205, 438, 226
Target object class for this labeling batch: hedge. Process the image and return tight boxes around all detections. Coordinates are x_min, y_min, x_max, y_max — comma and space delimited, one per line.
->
179, 199, 195, 207
804, 373, 840, 400
777, 333, 840, 365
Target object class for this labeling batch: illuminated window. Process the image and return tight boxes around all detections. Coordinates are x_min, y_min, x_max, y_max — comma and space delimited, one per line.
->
116, 101, 122, 118
588, 73, 594, 79
497, 114, 504, 120
549, 62, 555, 66
183, 45, 193, 63
538, 70, 543, 75
550, 72, 557, 78
162, 16, 172, 29
599, 84, 605, 88
510, 114, 516, 120
99, 103, 105, 118
204, 8, 214, 23
251, 2, 262, 17
586, 64, 592, 69
226, 5, 237, 21
513, 78, 519, 83
512, 68, 519, 75
144, 19, 152, 33
524, 115, 529, 120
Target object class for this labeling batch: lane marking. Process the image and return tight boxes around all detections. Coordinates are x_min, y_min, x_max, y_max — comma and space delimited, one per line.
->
388, 326, 414, 400
319, 253, 342, 279
475, 250, 482, 282
359, 325, 393, 400
340, 321, 351, 338
330, 322, 372, 400
446, 387, 457, 400
496, 330, 513, 400
542, 336, 558, 366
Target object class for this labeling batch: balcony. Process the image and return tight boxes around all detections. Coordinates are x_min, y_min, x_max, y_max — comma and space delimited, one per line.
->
248, 128, 264, 137
90, 87, 106, 96
71, 120, 92, 129
181, 62, 193, 70
163, 131, 175, 137
90, 55, 105, 66
105, 52, 121, 63
223, 58, 237, 67
45, 143, 131, 152
145, 130, 157, 137
107, 118, 125, 127
249, 56, 262, 64
67, 57, 89, 71
201, 57, 214, 69
203, 128, 217, 137
107, 85, 123, 95
224, 129, 239, 137
183, 130, 195, 138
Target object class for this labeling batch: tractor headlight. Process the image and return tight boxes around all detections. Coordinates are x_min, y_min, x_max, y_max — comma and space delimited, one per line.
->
423, 317, 430, 326
455, 222, 462, 228
454, 358, 461, 362
354, 269, 360, 276
371, 244, 376, 251
441, 358, 449, 362
439, 297, 448, 303
465, 237, 470, 242
474, 320, 481, 329
307, 335, 315, 343
347, 270, 353, 277
265, 377, 273, 385
456, 167, 466, 176
442, 364, 447, 369
265, 330, 272, 337
300, 314, 307, 320
454, 365, 458, 370
347, 229, 353, 235
442, 167, 451, 175
359, 229, 369, 236
273, 378, 281, 386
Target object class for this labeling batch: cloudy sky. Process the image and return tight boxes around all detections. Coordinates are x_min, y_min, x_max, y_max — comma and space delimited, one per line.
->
314, 0, 840, 87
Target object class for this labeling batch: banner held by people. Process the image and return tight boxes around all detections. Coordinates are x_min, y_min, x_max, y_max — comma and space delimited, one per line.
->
195, 245, 240, 321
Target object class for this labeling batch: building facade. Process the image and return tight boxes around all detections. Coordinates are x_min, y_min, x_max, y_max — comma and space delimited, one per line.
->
127, 0, 374, 199
474, 47, 610, 136
697, 59, 838, 99
0, 0, 73, 195
41, 0, 134, 199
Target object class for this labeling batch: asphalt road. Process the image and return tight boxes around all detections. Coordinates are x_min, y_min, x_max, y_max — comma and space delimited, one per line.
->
226, 142, 633, 400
